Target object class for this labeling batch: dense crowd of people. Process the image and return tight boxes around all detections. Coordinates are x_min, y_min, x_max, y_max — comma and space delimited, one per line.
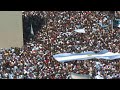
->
0, 11, 120, 79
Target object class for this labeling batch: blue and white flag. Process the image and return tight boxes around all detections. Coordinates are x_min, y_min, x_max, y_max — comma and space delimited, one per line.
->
53, 49, 120, 62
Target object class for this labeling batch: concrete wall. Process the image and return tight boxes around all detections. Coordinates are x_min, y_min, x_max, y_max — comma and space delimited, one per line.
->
0, 11, 23, 48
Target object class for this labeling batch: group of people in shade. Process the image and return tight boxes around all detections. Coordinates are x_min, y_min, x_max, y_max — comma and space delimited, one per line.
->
0, 11, 120, 79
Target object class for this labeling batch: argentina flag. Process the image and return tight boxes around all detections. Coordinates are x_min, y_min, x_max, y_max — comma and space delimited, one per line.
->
53, 49, 120, 62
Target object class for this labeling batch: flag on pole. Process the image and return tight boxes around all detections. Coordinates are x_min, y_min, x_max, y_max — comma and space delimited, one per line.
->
31, 24, 34, 35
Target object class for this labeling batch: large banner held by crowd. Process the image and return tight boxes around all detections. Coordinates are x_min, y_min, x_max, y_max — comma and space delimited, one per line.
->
53, 49, 120, 62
